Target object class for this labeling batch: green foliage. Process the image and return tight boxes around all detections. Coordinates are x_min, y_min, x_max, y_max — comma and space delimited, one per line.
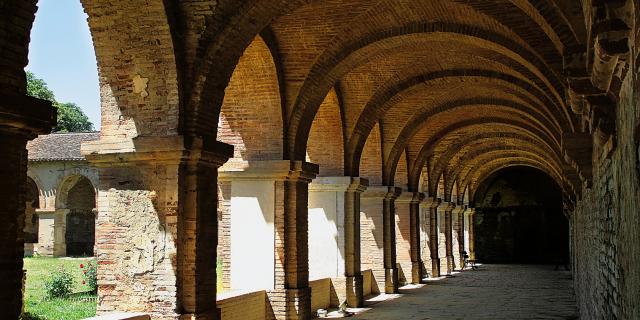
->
80, 261, 98, 293
26, 71, 56, 103
44, 267, 73, 298
25, 71, 94, 132
23, 257, 97, 320
55, 102, 93, 132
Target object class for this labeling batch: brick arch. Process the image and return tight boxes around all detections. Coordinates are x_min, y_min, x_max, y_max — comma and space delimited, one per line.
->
382, 104, 561, 185
408, 125, 547, 190
78, 0, 183, 138
429, 132, 561, 191
436, 174, 446, 200
428, 129, 554, 176
288, 22, 572, 159
407, 118, 561, 191
462, 156, 564, 196
468, 160, 566, 203
444, 151, 549, 201
306, 88, 345, 176
394, 150, 409, 189
217, 35, 284, 162
185, 0, 309, 139
360, 123, 384, 186
444, 144, 563, 195
55, 174, 96, 210
346, 69, 568, 156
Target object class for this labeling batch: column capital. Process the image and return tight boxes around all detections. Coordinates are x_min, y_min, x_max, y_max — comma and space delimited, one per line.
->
420, 196, 441, 209
218, 160, 318, 182
0, 93, 55, 138
452, 205, 466, 214
436, 201, 456, 212
396, 192, 425, 204
82, 135, 233, 167
361, 186, 402, 200
309, 176, 368, 192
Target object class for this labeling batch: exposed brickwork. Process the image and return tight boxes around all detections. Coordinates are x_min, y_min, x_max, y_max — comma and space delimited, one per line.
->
217, 291, 272, 320
307, 89, 345, 177
2, 1, 640, 319
219, 36, 283, 162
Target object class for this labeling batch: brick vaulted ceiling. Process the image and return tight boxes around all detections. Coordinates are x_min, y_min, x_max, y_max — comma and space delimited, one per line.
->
214, 0, 587, 200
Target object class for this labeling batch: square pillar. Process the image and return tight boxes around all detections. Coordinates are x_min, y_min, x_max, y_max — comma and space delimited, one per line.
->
220, 160, 318, 320
308, 177, 368, 308
53, 209, 70, 257
360, 186, 401, 294
421, 197, 441, 278
452, 205, 465, 270
467, 208, 476, 260
395, 192, 425, 284
443, 202, 456, 275
0, 93, 54, 319
83, 136, 232, 319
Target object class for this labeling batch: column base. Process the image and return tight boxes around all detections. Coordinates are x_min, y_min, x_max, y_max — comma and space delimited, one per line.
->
384, 267, 399, 293
268, 287, 311, 320
345, 274, 364, 307
446, 255, 455, 275
411, 261, 423, 284
431, 258, 441, 278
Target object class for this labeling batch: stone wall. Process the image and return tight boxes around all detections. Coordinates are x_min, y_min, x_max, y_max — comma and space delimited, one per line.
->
572, 67, 640, 320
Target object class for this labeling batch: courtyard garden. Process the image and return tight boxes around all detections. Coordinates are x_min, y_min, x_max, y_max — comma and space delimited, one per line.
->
22, 257, 97, 320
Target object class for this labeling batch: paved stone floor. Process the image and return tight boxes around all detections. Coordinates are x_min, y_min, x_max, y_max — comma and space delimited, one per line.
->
354, 264, 578, 319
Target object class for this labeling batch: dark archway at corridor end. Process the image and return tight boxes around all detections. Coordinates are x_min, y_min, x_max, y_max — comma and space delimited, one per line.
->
473, 166, 568, 264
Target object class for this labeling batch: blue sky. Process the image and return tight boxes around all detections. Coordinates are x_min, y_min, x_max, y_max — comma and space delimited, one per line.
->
27, 0, 101, 129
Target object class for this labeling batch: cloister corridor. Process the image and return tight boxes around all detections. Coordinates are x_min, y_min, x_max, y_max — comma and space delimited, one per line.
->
352, 265, 577, 320
3, 0, 640, 319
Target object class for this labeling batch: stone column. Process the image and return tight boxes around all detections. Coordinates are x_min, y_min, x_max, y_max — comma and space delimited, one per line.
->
308, 177, 367, 307
0, 94, 55, 319
275, 161, 318, 320
435, 201, 448, 275
451, 205, 465, 270
444, 203, 455, 275
454, 205, 466, 269
219, 160, 318, 319
360, 186, 401, 294
382, 187, 402, 293
53, 209, 69, 257
396, 192, 425, 284
422, 197, 441, 277
83, 136, 232, 319
467, 208, 476, 260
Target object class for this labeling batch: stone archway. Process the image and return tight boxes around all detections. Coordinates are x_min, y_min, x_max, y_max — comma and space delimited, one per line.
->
55, 175, 96, 257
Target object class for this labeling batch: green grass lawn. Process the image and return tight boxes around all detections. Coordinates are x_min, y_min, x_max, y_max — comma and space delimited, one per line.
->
21, 256, 223, 319
23, 256, 97, 320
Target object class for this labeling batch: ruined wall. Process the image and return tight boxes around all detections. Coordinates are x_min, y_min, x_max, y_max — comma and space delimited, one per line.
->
572, 63, 640, 319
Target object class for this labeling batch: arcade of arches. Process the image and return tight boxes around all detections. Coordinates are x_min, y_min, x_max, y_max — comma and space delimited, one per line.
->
1, 1, 639, 319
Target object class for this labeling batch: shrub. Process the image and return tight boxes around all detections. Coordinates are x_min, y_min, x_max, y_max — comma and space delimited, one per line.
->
44, 267, 73, 298
80, 262, 98, 293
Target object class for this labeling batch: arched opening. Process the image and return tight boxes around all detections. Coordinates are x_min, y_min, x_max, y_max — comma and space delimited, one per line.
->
216, 34, 283, 294
473, 166, 568, 264
57, 175, 96, 257
64, 177, 96, 257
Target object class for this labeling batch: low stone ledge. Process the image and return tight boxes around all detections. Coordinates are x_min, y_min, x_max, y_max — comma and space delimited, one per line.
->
84, 313, 150, 320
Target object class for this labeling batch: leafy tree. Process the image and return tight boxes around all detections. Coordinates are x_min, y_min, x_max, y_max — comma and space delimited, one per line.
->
55, 102, 93, 132
26, 71, 55, 102
25, 71, 94, 132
